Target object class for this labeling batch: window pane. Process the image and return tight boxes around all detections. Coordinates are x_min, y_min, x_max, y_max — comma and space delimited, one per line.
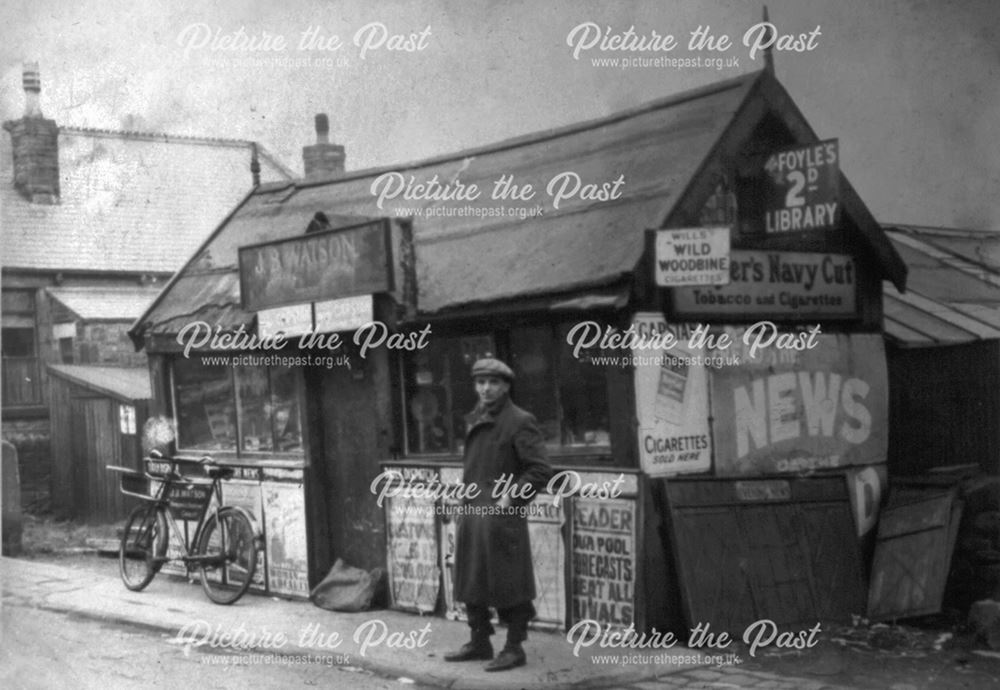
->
557, 323, 611, 447
509, 326, 559, 444
174, 359, 236, 451
405, 334, 493, 454
270, 366, 302, 453
237, 366, 273, 452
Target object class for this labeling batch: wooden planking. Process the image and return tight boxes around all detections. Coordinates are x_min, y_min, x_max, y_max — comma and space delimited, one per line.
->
665, 477, 865, 633
867, 490, 962, 620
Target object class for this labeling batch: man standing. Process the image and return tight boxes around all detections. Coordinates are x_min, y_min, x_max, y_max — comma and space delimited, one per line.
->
444, 357, 554, 672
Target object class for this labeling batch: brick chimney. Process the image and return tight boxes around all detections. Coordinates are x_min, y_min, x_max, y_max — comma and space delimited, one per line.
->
3, 63, 59, 204
302, 113, 345, 179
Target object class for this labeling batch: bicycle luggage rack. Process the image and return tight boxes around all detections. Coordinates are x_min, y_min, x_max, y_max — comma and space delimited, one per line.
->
107, 465, 154, 501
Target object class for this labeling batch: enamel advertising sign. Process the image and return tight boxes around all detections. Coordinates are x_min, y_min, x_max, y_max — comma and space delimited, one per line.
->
763, 139, 840, 233
653, 227, 731, 286
632, 313, 712, 477
672, 250, 857, 319
710, 331, 887, 476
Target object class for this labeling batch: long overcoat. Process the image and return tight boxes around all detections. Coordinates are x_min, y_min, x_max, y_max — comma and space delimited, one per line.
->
452, 396, 553, 609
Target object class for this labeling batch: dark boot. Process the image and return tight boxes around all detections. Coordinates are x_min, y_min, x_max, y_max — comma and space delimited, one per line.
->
484, 644, 525, 671
485, 602, 531, 671
444, 638, 493, 662
445, 604, 494, 662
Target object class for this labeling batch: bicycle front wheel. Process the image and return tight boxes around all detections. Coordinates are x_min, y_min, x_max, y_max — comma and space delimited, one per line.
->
119, 504, 167, 591
197, 507, 258, 605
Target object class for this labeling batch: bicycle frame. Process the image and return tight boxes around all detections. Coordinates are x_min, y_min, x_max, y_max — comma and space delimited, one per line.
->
152, 469, 225, 570
137, 455, 256, 572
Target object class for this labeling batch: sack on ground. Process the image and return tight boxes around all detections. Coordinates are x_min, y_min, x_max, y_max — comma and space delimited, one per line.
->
310, 558, 385, 612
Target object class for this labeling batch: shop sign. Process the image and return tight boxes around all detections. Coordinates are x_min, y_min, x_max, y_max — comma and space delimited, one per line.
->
571, 497, 636, 628
166, 482, 213, 521
734, 480, 791, 502
632, 313, 712, 477
654, 226, 731, 286
257, 303, 313, 338
314, 294, 374, 333
710, 332, 888, 476
387, 493, 440, 613
239, 219, 391, 312
672, 250, 856, 319
763, 139, 839, 233
263, 482, 310, 597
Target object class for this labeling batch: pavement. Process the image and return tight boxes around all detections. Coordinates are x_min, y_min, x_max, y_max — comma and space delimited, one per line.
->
1, 556, 848, 689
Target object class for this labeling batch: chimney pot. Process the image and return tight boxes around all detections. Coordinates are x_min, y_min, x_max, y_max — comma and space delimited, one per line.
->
303, 113, 345, 179
315, 113, 330, 144
22, 62, 42, 118
3, 62, 59, 203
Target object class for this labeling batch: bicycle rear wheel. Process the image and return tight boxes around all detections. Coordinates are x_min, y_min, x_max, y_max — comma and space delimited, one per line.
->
119, 504, 167, 591
197, 507, 258, 605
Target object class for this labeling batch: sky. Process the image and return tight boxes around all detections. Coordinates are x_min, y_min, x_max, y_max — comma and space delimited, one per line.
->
1, 0, 998, 230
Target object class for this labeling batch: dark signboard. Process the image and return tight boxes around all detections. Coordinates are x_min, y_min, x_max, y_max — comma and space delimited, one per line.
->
239, 219, 392, 312
763, 139, 839, 233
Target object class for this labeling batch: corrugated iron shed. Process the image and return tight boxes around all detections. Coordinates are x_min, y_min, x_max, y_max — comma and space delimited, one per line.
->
134, 70, 907, 343
46, 364, 151, 403
46, 286, 162, 321
884, 226, 1000, 347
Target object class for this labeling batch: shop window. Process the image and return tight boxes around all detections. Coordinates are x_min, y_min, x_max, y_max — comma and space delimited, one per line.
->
401, 323, 613, 456
554, 324, 612, 448
404, 335, 495, 454
172, 358, 304, 458
173, 359, 302, 457
174, 359, 237, 451
510, 324, 611, 449
509, 326, 560, 443
237, 365, 303, 453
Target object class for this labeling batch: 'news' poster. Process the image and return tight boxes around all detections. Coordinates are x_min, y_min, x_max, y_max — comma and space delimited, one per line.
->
4, 2, 998, 688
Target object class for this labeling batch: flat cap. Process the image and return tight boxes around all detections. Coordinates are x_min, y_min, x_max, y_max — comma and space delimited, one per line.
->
471, 357, 514, 381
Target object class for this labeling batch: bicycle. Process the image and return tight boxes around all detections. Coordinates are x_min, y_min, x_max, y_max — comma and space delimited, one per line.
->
108, 450, 260, 605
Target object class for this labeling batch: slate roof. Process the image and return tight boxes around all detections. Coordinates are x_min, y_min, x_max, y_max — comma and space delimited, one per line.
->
1, 127, 294, 274
46, 286, 163, 321
134, 70, 906, 342
883, 226, 1000, 346
47, 364, 151, 402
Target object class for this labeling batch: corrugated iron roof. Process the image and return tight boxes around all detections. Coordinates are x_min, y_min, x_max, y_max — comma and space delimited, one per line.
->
883, 227, 1000, 347
47, 286, 162, 321
1, 127, 293, 274
47, 364, 151, 402
891, 224, 1000, 275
